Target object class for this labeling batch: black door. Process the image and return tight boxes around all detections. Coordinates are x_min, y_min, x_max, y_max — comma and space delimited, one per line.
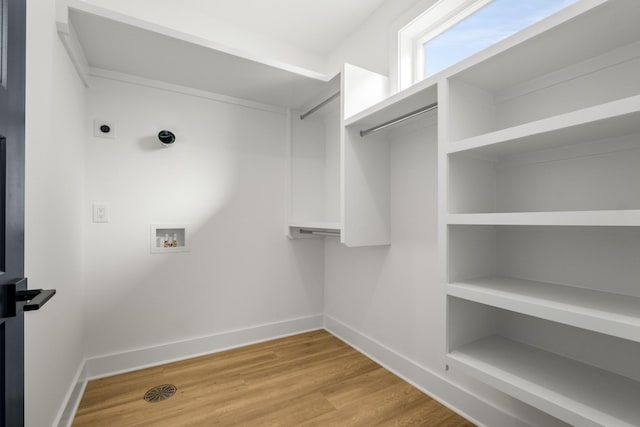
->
0, 0, 27, 424
0, 1, 54, 426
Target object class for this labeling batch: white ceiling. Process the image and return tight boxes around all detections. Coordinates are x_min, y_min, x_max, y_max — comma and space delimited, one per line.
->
183, 0, 387, 55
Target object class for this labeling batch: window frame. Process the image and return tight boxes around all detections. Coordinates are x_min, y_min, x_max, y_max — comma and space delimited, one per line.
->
397, 0, 490, 91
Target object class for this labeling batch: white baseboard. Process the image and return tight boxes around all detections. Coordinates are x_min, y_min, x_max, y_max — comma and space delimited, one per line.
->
56, 314, 549, 427
54, 361, 88, 427
55, 314, 323, 425
84, 314, 324, 380
323, 315, 534, 427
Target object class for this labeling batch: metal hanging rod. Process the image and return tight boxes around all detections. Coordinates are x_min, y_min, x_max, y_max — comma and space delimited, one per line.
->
299, 228, 341, 237
360, 102, 438, 137
300, 91, 341, 120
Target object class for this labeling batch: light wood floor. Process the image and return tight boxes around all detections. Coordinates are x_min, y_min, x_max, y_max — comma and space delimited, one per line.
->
73, 330, 474, 426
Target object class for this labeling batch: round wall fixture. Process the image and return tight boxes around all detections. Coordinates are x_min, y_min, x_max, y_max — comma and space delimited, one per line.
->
158, 130, 176, 146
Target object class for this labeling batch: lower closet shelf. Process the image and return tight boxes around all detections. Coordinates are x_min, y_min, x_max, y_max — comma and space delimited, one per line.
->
448, 277, 640, 342
448, 336, 640, 427
288, 221, 341, 239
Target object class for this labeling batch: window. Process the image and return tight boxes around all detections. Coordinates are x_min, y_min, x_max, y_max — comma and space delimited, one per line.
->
398, 0, 578, 90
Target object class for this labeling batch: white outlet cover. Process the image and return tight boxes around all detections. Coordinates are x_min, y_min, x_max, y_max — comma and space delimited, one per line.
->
94, 120, 116, 139
92, 204, 109, 223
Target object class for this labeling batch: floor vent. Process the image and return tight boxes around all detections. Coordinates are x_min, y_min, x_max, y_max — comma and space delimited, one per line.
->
144, 384, 177, 403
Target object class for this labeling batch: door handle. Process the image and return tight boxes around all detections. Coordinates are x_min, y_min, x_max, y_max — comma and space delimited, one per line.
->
2, 278, 56, 317
16, 288, 56, 311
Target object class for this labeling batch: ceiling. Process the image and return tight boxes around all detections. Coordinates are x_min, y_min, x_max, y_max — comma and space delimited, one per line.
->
81, 0, 387, 58
187, 0, 387, 55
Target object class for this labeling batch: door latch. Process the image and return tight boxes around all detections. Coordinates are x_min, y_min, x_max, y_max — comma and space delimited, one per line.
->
2, 278, 56, 317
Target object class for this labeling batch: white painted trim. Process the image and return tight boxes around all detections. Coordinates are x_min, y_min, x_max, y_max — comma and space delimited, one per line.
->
83, 315, 323, 380
388, 0, 440, 94
323, 315, 540, 427
56, 316, 540, 426
53, 360, 88, 427
54, 315, 322, 424
284, 109, 293, 239
56, 21, 90, 88
89, 68, 287, 115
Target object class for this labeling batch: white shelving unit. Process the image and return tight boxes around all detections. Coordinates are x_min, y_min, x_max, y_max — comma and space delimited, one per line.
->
448, 277, 640, 342
439, 1, 640, 425
448, 335, 640, 427
286, 75, 342, 239
341, 65, 438, 247
446, 94, 640, 156
447, 210, 640, 226
287, 63, 440, 247
57, 0, 330, 109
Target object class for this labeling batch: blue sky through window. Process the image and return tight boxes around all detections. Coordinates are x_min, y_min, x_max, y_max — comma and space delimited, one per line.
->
423, 0, 578, 77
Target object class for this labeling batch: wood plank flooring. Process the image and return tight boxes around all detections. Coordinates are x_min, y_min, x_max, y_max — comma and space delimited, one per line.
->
73, 330, 474, 426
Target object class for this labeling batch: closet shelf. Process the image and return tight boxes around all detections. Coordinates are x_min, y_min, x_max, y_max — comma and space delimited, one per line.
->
288, 221, 341, 231
447, 210, 640, 226
446, 94, 640, 157
58, 1, 330, 109
448, 335, 640, 427
448, 277, 640, 343
288, 221, 341, 239
449, 0, 640, 93
344, 79, 437, 130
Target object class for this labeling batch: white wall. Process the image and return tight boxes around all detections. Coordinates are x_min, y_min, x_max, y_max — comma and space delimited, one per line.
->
325, 124, 440, 362
83, 77, 324, 359
325, 0, 438, 82
24, 0, 87, 426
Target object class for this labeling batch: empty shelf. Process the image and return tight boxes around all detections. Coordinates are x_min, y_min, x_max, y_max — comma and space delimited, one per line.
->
448, 336, 640, 427
448, 277, 640, 342
446, 94, 640, 157
447, 210, 640, 226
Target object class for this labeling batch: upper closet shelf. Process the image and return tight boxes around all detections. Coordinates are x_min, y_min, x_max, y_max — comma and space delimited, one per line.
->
447, 94, 640, 157
344, 0, 640, 133
448, 0, 640, 93
344, 78, 438, 131
57, 1, 331, 109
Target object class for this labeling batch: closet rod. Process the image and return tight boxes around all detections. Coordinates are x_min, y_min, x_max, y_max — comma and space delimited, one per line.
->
300, 91, 341, 120
299, 228, 341, 237
360, 102, 438, 137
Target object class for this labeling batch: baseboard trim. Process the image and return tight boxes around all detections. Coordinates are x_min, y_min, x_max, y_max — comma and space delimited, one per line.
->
55, 315, 323, 426
84, 314, 324, 380
54, 361, 88, 427
56, 314, 535, 427
323, 315, 532, 427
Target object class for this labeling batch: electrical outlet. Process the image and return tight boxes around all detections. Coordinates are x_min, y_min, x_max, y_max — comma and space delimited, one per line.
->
92, 204, 109, 223
94, 120, 116, 139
